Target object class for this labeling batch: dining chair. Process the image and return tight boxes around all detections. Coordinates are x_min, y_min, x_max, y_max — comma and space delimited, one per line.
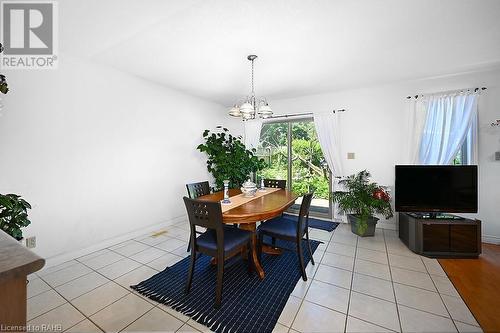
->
183, 197, 254, 308
185, 181, 211, 251
263, 178, 287, 189
257, 192, 315, 281
262, 178, 287, 247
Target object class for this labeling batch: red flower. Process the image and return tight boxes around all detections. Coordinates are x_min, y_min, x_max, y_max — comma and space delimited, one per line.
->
373, 188, 390, 202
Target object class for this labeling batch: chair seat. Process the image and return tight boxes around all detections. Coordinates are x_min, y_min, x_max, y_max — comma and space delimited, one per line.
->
258, 216, 305, 239
197, 227, 252, 253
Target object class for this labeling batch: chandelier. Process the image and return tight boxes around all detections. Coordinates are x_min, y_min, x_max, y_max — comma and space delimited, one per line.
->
228, 55, 273, 120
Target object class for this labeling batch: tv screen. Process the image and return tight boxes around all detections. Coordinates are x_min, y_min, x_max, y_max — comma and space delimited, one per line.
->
395, 165, 478, 213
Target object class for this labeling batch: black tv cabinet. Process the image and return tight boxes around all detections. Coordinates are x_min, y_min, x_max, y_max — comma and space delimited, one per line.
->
399, 213, 481, 258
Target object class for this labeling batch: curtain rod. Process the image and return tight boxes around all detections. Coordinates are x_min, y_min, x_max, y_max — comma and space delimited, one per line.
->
264, 109, 346, 120
406, 87, 487, 100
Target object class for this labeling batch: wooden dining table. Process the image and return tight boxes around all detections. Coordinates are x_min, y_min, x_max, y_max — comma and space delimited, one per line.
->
198, 188, 298, 279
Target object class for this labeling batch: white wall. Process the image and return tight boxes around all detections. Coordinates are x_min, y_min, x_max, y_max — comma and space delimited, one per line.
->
0, 56, 239, 260
269, 68, 500, 241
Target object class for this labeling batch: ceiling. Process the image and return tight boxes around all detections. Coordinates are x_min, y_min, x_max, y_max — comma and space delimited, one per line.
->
60, 0, 500, 105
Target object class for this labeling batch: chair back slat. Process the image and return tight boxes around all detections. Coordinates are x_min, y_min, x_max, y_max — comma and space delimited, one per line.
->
186, 181, 211, 199
297, 193, 314, 237
264, 179, 287, 189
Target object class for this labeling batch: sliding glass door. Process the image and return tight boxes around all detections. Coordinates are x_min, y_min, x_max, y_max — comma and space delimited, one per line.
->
258, 118, 332, 218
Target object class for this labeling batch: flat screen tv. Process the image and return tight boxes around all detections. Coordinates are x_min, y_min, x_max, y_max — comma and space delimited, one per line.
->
395, 165, 478, 213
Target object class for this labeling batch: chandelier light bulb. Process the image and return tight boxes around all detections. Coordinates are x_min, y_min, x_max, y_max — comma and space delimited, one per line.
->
228, 105, 241, 117
239, 102, 254, 115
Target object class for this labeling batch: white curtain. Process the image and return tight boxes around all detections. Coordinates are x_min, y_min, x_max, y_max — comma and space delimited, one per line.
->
406, 98, 428, 164
313, 111, 344, 220
244, 119, 263, 151
465, 112, 478, 165
418, 92, 478, 165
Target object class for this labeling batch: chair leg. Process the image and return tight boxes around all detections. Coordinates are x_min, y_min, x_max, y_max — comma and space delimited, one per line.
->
247, 240, 254, 275
215, 253, 224, 308
257, 233, 263, 263
297, 241, 307, 281
305, 230, 315, 265
185, 250, 197, 293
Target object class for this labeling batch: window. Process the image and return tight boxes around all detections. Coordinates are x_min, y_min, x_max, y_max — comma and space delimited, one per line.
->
257, 118, 332, 218
452, 141, 468, 165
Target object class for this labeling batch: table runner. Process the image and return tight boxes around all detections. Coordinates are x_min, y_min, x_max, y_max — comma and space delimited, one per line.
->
220, 187, 281, 213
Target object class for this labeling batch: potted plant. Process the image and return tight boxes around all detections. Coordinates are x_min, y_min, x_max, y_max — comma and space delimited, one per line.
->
0, 194, 32, 241
332, 170, 393, 237
0, 43, 9, 95
197, 128, 266, 190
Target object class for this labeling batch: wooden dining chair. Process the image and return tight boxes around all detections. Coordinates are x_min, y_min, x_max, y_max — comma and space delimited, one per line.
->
263, 179, 287, 189
183, 197, 254, 308
185, 181, 211, 251
257, 193, 315, 281
186, 181, 211, 199
262, 178, 287, 247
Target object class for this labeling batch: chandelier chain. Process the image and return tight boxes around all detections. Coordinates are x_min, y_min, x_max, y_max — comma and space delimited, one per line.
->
251, 59, 254, 96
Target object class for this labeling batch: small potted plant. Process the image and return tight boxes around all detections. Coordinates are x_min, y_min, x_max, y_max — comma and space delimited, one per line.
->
0, 194, 32, 241
332, 170, 393, 237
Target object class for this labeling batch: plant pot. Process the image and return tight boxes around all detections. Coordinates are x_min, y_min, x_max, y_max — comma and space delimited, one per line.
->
347, 214, 379, 237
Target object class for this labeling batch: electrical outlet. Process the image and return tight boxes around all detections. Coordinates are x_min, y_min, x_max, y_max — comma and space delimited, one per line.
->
25, 236, 36, 248
496, 151, 500, 161
347, 152, 356, 160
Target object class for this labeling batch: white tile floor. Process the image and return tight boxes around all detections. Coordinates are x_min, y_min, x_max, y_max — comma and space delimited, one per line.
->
27, 222, 482, 333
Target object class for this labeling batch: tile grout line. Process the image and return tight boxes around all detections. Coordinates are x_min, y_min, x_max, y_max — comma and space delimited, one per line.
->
383, 228, 404, 333
35, 274, 108, 333
343, 232, 358, 333
285, 227, 334, 330
28, 228, 190, 331
422, 257, 461, 332
33, 250, 170, 328
427, 259, 483, 330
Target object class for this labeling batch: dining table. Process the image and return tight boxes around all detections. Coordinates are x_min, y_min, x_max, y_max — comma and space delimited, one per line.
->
198, 188, 298, 279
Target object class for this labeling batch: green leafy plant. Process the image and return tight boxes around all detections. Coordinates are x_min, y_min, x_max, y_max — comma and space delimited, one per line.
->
197, 128, 266, 190
0, 74, 8, 94
0, 194, 32, 240
332, 170, 393, 235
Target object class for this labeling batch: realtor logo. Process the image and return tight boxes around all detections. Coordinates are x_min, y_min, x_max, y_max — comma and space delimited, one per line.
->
1, 1, 58, 69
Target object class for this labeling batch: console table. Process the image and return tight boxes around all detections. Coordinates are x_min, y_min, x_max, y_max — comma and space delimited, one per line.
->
399, 212, 481, 258
0, 231, 45, 331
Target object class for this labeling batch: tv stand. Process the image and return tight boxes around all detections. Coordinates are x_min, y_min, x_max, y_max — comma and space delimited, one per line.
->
399, 213, 481, 258
407, 212, 464, 220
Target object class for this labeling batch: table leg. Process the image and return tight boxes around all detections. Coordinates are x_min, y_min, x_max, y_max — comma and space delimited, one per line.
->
239, 223, 265, 279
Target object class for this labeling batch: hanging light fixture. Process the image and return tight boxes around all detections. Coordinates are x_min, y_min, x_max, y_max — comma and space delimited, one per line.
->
228, 55, 273, 120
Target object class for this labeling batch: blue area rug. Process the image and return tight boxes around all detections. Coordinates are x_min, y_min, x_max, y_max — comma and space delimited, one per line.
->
284, 214, 340, 232
131, 239, 319, 333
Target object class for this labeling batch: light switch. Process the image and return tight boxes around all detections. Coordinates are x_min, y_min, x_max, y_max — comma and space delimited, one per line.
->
347, 152, 355, 160
495, 151, 500, 161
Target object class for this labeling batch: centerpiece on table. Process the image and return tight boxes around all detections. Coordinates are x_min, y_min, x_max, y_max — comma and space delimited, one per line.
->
197, 128, 266, 191
241, 179, 258, 197
332, 170, 393, 237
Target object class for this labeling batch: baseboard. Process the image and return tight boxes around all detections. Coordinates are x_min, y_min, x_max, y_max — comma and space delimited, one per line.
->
482, 234, 500, 245
43, 214, 187, 269
377, 221, 397, 231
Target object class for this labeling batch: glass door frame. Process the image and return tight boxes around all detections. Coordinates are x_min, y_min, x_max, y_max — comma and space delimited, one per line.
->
263, 116, 333, 219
